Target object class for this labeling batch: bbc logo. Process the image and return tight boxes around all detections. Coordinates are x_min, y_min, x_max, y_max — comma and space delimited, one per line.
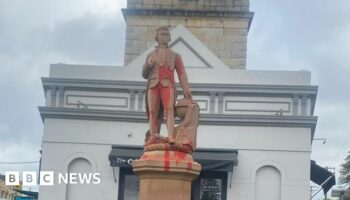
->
5, 171, 101, 186
6, 171, 54, 186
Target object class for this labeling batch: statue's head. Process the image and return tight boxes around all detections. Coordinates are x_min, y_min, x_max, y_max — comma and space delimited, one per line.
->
155, 26, 171, 45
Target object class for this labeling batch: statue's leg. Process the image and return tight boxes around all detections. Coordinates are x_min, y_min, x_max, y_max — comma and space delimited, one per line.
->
147, 85, 161, 144
160, 86, 175, 144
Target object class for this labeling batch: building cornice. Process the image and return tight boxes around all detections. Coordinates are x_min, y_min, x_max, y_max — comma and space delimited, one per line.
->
41, 77, 318, 96
38, 107, 317, 138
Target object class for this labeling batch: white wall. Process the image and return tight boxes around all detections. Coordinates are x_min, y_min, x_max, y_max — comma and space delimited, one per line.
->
39, 118, 312, 200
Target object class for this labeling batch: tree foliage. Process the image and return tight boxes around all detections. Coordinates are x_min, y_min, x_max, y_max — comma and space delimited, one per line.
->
339, 151, 350, 184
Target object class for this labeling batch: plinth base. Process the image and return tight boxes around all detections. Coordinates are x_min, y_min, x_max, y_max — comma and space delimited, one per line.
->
133, 150, 201, 200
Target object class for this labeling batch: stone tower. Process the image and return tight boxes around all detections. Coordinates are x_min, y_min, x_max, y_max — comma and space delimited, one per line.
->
123, 0, 253, 69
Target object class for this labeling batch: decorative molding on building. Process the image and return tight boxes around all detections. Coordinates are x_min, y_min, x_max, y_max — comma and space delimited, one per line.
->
57, 87, 65, 107
209, 92, 217, 114
129, 89, 136, 111
65, 95, 129, 109
301, 95, 308, 116
38, 107, 317, 137
196, 100, 209, 112
292, 94, 300, 115
224, 100, 291, 113
42, 77, 318, 115
170, 37, 213, 69
42, 77, 318, 97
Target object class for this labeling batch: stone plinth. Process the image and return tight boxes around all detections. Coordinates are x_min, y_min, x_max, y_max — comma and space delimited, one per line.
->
133, 150, 201, 200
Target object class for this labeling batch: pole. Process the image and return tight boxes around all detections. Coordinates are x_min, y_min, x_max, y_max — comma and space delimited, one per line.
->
310, 175, 334, 199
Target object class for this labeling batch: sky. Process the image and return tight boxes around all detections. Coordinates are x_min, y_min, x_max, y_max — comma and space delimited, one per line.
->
0, 0, 349, 197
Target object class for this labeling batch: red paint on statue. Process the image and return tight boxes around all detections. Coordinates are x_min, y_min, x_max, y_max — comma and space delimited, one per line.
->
164, 146, 170, 172
187, 162, 192, 170
175, 151, 187, 161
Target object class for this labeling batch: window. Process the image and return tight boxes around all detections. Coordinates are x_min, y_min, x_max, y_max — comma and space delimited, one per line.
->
118, 168, 227, 200
118, 168, 139, 200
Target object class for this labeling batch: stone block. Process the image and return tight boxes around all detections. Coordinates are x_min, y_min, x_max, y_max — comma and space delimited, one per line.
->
126, 26, 148, 33
145, 18, 170, 26
222, 58, 246, 68
231, 50, 246, 58
133, 40, 147, 48
185, 19, 196, 27
223, 19, 249, 28
234, 43, 248, 51
146, 25, 160, 33
126, 32, 141, 40
198, 27, 223, 36
126, 47, 140, 55
127, 17, 145, 26
188, 27, 199, 35
209, 42, 224, 50
219, 50, 231, 58
205, 34, 218, 43
224, 36, 247, 44
207, 20, 224, 28
170, 18, 188, 27
223, 28, 248, 36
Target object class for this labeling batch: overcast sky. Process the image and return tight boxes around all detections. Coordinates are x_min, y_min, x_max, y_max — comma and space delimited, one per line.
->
1, 0, 349, 196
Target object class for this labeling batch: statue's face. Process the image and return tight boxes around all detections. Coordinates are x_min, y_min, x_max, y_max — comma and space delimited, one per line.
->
156, 29, 171, 45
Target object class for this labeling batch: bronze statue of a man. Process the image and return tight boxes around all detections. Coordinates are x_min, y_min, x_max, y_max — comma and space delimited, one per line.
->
142, 26, 192, 145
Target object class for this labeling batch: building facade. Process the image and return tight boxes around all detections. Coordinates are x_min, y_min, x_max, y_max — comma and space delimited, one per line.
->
0, 175, 22, 200
38, 1, 318, 200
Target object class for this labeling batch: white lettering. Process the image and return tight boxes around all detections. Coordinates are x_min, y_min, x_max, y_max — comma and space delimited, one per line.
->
5, 172, 19, 185
58, 173, 69, 184
69, 173, 78, 184
23, 171, 36, 186
78, 173, 92, 184
40, 171, 54, 185
92, 173, 101, 184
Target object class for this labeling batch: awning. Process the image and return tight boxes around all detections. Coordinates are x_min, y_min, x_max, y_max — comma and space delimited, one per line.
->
13, 189, 38, 198
310, 160, 336, 194
109, 145, 238, 172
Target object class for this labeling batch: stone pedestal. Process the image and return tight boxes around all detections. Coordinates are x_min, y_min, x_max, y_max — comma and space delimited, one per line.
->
133, 150, 201, 200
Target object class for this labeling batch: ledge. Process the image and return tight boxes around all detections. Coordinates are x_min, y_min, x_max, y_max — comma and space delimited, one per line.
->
38, 107, 317, 137
42, 77, 318, 96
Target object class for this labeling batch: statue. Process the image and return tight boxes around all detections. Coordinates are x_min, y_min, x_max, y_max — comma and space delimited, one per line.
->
134, 27, 201, 200
142, 26, 198, 152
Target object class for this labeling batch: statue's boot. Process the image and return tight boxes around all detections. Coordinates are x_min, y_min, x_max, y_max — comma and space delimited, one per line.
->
145, 134, 159, 146
168, 135, 175, 145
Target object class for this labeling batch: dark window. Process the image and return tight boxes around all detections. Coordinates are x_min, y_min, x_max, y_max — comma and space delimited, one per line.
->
118, 168, 139, 200
118, 168, 227, 200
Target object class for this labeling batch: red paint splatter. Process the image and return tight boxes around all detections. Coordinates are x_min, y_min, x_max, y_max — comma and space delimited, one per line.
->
187, 162, 192, 170
174, 151, 187, 161
164, 146, 170, 172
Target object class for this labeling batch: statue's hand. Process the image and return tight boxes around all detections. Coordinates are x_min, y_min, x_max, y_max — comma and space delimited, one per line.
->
147, 57, 155, 66
184, 90, 192, 100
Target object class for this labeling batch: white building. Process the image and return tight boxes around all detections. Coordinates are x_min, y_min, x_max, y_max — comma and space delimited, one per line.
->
38, 1, 324, 200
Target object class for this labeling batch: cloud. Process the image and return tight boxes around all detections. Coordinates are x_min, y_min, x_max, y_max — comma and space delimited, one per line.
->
0, 140, 41, 174
0, 0, 127, 176
49, 13, 125, 65
248, 0, 350, 176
